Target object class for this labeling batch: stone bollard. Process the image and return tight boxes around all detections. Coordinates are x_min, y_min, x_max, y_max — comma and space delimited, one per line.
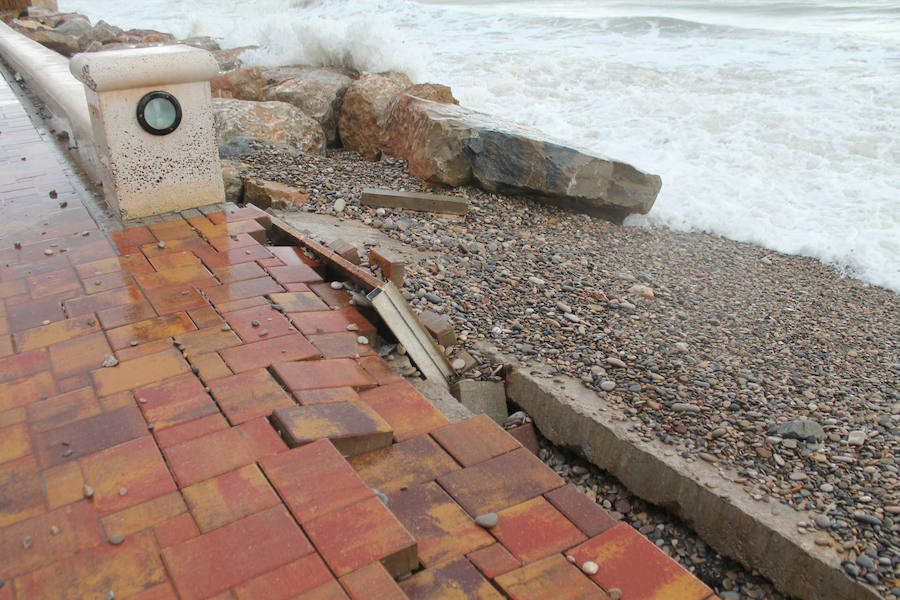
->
70, 45, 223, 220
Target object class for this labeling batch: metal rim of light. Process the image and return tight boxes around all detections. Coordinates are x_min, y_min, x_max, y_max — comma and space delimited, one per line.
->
136, 90, 182, 136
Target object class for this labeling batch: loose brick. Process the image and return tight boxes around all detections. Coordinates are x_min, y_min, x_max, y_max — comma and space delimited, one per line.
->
136, 374, 218, 431
26, 388, 93, 433
153, 412, 229, 450
148, 219, 197, 241
105, 312, 197, 350
32, 404, 148, 468
289, 308, 376, 336
176, 324, 243, 355
0, 456, 45, 528
0, 501, 104, 579
495, 554, 610, 600
349, 435, 460, 495
545, 484, 619, 538
356, 355, 403, 386
0, 422, 30, 466
0, 347, 49, 383
47, 330, 112, 378
14, 530, 167, 600
187, 305, 225, 329
305, 496, 417, 578
308, 281, 353, 308
108, 226, 156, 252
295, 386, 359, 405
153, 512, 200, 548
209, 368, 296, 424
417, 309, 457, 347
212, 261, 267, 283
272, 402, 393, 457
399, 556, 503, 600
368, 247, 405, 286
309, 332, 377, 359
220, 333, 320, 372
388, 481, 493, 567
63, 284, 144, 317
233, 553, 334, 600
141, 236, 207, 259
208, 232, 260, 252
101, 491, 187, 537
438, 448, 564, 517
359, 381, 450, 441
80, 436, 177, 516
569, 523, 714, 600
147, 250, 202, 271
467, 544, 522, 580
272, 358, 376, 392
162, 506, 314, 600
492, 496, 586, 562
223, 304, 297, 342
269, 291, 329, 312
191, 351, 233, 383
13, 314, 100, 352
259, 439, 372, 523
431, 414, 521, 467
136, 264, 217, 290
144, 284, 209, 314
268, 264, 323, 285
91, 347, 190, 396
205, 276, 284, 306
508, 422, 540, 455
182, 464, 281, 532
339, 562, 407, 600
164, 417, 286, 486
268, 245, 323, 269
42, 460, 85, 509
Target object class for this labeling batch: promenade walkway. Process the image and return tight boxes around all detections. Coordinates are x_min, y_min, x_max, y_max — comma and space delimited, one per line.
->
0, 75, 718, 600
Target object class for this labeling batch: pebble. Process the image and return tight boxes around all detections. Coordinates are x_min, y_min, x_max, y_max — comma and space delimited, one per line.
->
698, 453, 717, 463
599, 380, 616, 392
372, 488, 389, 506
157, 241, 165, 249
566, 554, 576, 564
710, 427, 727, 439
108, 534, 126, 545
605, 357, 627, 369
330, 281, 343, 289
258, 329, 269, 337
671, 403, 701, 414
475, 513, 498, 529
608, 589, 623, 600
357, 336, 369, 345
83, 484, 94, 498
119, 487, 127, 496
221, 324, 231, 331
581, 561, 598, 575
346, 323, 359, 331
43, 248, 53, 256
451, 358, 466, 371
853, 512, 882, 527
50, 525, 60, 535
251, 320, 260, 327
847, 430, 866, 445
774, 420, 825, 442
23, 536, 32, 549
106, 591, 115, 600
814, 515, 831, 528
101, 354, 119, 368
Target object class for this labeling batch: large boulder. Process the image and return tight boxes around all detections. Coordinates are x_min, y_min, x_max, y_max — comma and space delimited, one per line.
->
211, 46, 256, 72
210, 67, 267, 101
212, 98, 325, 156
181, 36, 221, 51
382, 96, 661, 215
262, 65, 359, 86
263, 66, 357, 146
20, 26, 80, 56
338, 72, 411, 160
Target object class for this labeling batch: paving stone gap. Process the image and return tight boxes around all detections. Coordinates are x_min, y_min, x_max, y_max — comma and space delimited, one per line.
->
0, 67, 720, 600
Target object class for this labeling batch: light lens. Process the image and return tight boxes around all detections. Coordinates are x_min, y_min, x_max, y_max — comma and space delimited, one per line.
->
136, 91, 182, 136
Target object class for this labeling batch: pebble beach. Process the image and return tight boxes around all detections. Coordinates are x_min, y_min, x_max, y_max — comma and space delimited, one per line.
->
237, 144, 900, 597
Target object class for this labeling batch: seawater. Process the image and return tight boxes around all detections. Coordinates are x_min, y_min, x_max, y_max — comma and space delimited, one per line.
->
61, 0, 900, 292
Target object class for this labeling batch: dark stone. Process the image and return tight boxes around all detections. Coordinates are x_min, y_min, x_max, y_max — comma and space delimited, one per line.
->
774, 420, 825, 442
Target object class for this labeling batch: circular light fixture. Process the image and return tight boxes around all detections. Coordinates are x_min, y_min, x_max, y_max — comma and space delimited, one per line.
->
136, 91, 182, 136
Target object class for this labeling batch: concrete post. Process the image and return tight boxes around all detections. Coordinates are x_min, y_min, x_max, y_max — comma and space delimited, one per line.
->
70, 45, 224, 220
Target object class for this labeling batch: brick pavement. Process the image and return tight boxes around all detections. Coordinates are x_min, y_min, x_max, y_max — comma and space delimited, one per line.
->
0, 76, 719, 599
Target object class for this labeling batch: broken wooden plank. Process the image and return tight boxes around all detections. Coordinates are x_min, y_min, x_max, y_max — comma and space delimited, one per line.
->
361, 188, 469, 215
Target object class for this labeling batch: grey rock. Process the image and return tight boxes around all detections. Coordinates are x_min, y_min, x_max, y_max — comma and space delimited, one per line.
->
22, 536, 32, 549
475, 513, 498, 528
671, 403, 701, 414
372, 488, 389, 506
814, 515, 831, 528
108, 534, 126, 545
853, 512, 882, 527
101, 354, 119, 368
775, 420, 825, 442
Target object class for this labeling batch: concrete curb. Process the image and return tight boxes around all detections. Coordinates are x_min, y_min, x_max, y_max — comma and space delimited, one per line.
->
0, 21, 99, 182
474, 342, 880, 600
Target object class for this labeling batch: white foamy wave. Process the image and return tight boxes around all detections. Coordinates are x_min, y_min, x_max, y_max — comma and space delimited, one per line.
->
60, 0, 900, 292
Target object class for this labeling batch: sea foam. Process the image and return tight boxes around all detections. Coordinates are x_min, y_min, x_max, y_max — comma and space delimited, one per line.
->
60, 0, 900, 292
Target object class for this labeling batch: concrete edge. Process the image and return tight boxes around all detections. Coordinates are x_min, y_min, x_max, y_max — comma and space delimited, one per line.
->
0, 20, 100, 182
473, 341, 881, 600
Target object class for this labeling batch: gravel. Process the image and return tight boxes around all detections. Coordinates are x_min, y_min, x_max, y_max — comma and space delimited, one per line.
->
238, 144, 899, 596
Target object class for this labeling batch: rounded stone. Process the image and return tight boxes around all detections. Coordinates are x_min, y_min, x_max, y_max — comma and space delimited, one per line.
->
357, 336, 369, 345
474, 513, 498, 529
83, 484, 94, 498
581, 561, 598, 575
608, 588, 623, 600
108, 534, 126, 545
330, 281, 343, 290
599, 380, 616, 392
